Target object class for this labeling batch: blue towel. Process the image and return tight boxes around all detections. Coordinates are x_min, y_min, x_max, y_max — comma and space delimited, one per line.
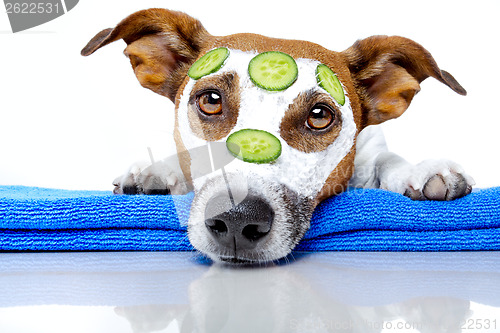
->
0, 185, 499, 251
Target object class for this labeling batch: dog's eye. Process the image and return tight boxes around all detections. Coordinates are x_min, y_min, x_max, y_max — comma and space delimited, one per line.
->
307, 104, 334, 130
197, 91, 222, 115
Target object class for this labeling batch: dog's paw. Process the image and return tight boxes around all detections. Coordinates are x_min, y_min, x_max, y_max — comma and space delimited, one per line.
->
113, 162, 146, 195
112, 161, 188, 195
400, 159, 474, 201
379, 159, 475, 201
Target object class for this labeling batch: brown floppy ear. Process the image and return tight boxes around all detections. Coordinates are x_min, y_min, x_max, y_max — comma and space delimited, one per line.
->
342, 35, 466, 127
81, 8, 212, 101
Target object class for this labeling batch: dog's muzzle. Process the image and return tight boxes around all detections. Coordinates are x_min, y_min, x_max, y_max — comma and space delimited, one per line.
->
188, 172, 315, 263
204, 195, 274, 254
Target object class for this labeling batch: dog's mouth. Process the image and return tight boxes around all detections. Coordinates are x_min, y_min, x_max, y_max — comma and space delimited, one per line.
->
187, 173, 315, 264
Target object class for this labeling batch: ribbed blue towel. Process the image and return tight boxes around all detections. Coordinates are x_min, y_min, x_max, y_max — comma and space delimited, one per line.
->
1, 185, 499, 251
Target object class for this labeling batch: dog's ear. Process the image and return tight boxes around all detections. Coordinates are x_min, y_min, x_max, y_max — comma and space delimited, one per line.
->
81, 8, 211, 101
342, 35, 466, 127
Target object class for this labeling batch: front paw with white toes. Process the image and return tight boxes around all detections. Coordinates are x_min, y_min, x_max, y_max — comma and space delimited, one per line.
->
382, 160, 475, 201
112, 161, 189, 195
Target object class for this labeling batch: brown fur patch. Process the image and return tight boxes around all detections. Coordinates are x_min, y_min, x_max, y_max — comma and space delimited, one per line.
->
364, 63, 421, 124
280, 90, 342, 153
315, 148, 356, 204
341, 35, 466, 127
174, 80, 193, 185
187, 73, 240, 141
82, 8, 213, 102
124, 35, 184, 99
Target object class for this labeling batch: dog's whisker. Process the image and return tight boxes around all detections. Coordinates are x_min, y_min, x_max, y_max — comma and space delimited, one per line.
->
175, 233, 190, 247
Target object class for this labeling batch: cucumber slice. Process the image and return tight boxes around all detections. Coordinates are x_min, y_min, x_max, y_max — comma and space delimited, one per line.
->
316, 64, 345, 106
248, 51, 298, 91
188, 47, 230, 80
226, 129, 282, 164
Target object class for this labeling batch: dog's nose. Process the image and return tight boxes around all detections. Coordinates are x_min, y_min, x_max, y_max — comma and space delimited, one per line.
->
204, 195, 274, 251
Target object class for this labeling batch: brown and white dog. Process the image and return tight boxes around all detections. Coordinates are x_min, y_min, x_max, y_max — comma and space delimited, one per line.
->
82, 9, 474, 264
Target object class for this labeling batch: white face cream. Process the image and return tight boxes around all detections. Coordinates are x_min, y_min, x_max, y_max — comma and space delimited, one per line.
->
177, 48, 356, 199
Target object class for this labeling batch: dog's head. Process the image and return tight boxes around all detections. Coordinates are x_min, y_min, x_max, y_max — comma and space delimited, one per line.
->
82, 9, 466, 263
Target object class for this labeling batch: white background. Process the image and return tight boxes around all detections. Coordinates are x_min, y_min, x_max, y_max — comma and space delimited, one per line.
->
0, 0, 499, 190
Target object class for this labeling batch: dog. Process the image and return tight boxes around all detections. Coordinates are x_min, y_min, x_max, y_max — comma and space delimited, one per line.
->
82, 8, 474, 264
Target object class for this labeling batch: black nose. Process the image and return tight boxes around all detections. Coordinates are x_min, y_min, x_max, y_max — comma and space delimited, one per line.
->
204, 195, 274, 251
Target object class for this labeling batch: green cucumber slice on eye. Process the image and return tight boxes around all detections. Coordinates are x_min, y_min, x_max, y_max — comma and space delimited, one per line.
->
248, 51, 298, 91
316, 64, 345, 106
226, 129, 282, 164
188, 47, 230, 80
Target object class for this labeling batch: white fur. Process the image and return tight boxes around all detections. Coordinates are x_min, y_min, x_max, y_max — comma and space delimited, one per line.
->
188, 174, 308, 262
349, 126, 475, 195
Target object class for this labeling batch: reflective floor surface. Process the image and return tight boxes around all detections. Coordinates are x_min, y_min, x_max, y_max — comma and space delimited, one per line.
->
0, 252, 499, 332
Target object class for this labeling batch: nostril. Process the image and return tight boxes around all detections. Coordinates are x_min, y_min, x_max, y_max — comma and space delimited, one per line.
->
242, 223, 271, 242
204, 194, 274, 250
205, 219, 228, 235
